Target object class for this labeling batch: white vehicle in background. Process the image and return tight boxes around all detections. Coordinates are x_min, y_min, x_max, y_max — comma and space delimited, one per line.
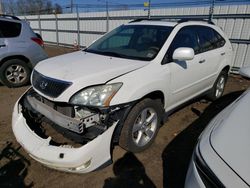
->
12, 19, 233, 173
185, 67, 250, 188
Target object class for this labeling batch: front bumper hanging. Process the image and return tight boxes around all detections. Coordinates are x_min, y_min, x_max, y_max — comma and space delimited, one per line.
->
12, 89, 132, 173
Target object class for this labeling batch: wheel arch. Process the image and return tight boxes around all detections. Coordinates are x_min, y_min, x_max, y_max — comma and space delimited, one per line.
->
221, 65, 230, 74
0, 55, 32, 69
141, 90, 165, 106
112, 90, 165, 144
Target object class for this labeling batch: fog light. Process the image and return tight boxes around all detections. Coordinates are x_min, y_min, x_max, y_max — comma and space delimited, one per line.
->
76, 158, 92, 170
69, 158, 92, 171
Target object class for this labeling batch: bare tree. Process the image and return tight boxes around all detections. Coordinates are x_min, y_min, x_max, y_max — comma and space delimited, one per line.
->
17, 0, 29, 15
11, 0, 63, 15
6, 0, 16, 15
54, 3, 62, 14
45, 1, 53, 14
0, 0, 4, 14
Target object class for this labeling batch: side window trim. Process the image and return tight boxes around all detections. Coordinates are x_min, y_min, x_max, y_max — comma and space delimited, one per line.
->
196, 25, 226, 54
213, 29, 226, 49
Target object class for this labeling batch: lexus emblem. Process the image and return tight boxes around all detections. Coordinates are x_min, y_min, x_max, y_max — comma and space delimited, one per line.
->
40, 81, 48, 90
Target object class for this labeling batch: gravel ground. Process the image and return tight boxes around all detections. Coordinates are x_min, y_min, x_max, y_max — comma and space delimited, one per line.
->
0, 45, 250, 188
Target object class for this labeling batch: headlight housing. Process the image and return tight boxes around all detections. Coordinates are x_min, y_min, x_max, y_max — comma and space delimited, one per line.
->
69, 83, 122, 107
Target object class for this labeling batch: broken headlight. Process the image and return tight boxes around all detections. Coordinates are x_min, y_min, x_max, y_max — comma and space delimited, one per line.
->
69, 83, 122, 107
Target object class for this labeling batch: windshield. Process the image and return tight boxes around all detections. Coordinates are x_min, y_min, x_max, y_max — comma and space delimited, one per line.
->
85, 25, 173, 61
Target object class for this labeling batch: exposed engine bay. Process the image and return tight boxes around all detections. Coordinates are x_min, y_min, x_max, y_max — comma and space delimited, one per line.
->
21, 88, 132, 146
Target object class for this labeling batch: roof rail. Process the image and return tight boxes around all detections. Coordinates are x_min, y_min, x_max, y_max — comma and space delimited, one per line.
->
129, 19, 145, 23
129, 18, 162, 23
178, 18, 215, 25
129, 18, 215, 25
0, 14, 21, 21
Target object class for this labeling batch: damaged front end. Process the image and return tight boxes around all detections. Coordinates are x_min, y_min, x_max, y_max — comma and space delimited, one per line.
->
12, 88, 132, 173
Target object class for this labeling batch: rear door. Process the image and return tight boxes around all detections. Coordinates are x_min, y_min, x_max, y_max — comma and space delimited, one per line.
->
195, 26, 227, 86
0, 21, 7, 55
0, 20, 22, 57
0, 38, 6, 49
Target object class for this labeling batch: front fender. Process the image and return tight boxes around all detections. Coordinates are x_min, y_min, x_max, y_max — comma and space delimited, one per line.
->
109, 63, 171, 107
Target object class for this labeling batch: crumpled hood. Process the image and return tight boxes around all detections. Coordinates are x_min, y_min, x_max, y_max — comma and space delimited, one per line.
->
210, 89, 250, 185
34, 51, 148, 101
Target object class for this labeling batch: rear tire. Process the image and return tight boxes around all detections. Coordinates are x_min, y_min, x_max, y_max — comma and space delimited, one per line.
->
206, 71, 228, 101
119, 98, 162, 152
0, 59, 31, 87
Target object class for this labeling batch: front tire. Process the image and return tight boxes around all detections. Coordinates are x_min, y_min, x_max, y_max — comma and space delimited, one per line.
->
119, 98, 162, 152
0, 59, 31, 87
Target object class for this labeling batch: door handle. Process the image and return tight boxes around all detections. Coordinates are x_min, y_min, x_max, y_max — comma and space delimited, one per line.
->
220, 52, 225, 56
0, 44, 6, 48
199, 59, 206, 64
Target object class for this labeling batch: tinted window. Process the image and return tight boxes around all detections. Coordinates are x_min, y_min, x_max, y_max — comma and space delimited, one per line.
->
214, 30, 226, 48
0, 20, 21, 38
85, 25, 173, 61
165, 26, 199, 63
196, 26, 225, 52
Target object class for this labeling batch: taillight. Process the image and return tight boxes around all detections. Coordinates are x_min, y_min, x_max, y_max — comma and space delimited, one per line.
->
31, 37, 44, 48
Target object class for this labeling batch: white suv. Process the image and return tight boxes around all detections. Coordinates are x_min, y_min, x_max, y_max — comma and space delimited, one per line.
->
12, 19, 233, 173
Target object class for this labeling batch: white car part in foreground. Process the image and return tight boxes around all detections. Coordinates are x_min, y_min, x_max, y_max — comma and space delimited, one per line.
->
185, 66, 250, 188
12, 99, 118, 173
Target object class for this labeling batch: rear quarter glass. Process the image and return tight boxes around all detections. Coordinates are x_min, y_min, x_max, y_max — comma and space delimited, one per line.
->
0, 20, 22, 38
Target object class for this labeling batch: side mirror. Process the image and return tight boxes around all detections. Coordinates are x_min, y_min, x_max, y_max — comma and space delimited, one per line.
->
239, 66, 250, 79
172, 47, 194, 61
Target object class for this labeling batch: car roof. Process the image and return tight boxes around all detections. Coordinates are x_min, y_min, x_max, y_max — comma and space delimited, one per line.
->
0, 14, 22, 23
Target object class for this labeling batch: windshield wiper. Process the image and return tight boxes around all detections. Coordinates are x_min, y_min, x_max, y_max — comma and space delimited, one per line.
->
84, 49, 125, 58
100, 51, 125, 58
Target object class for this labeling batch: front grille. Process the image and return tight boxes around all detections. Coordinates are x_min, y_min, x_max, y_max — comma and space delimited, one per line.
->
32, 70, 72, 98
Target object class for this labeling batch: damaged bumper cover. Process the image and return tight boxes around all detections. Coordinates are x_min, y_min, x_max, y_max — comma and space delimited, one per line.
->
26, 95, 84, 134
12, 89, 132, 173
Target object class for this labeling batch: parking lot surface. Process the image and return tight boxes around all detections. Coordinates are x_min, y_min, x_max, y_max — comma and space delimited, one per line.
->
0, 45, 250, 188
